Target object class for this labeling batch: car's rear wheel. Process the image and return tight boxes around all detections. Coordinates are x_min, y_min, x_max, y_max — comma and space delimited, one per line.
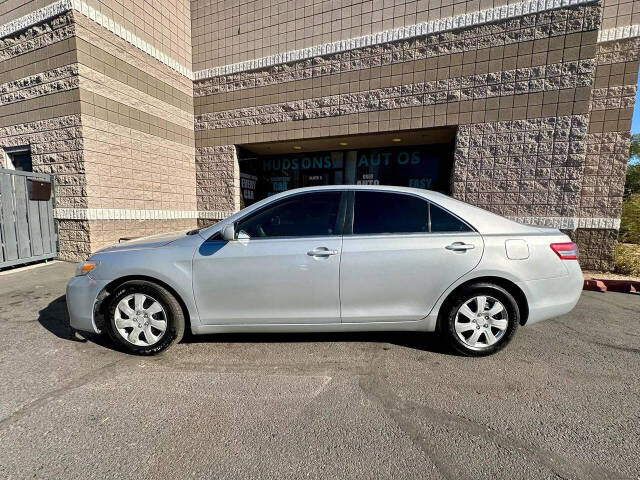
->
439, 283, 519, 356
104, 280, 185, 355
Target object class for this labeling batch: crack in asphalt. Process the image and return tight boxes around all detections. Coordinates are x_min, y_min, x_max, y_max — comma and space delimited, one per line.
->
357, 354, 627, 480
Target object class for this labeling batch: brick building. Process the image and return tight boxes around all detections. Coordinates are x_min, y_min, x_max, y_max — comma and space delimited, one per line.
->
0, 0, 638, 269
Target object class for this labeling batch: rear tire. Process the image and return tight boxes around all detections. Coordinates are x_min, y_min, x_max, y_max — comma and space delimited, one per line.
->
438, 283, 519, 356
104, 280, 185, 355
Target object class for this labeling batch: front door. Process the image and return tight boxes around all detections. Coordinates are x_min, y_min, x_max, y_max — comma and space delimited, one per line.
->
192, 191, 345, 325
340, 191, 483, 323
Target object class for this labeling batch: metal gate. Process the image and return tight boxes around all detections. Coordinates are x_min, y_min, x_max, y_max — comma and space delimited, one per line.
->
0, 168, 57, 269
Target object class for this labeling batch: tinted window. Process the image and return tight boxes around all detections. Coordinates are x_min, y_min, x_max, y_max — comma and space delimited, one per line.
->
236, 192, 341, 238
353, 191, 429, 234
430, 203, 472, 232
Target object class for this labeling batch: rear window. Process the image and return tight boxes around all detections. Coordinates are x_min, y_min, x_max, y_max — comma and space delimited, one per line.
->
353, 191, 429, 234
429, 203, 472, 233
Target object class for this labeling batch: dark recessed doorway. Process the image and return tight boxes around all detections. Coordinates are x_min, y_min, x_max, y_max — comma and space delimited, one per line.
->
237, 128, 456, 207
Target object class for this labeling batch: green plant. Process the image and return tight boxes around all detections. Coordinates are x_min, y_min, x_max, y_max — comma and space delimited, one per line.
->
614, 243, 640, 277
625, 163, 640, 198
626, 134, 640, 198
619, 194, 640, 244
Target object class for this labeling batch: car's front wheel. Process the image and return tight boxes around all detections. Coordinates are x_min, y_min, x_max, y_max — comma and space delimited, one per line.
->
104, 280, 185, 355
439, 283, 519, 356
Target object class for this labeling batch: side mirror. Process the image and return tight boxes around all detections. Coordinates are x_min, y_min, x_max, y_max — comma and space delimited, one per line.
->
221, 223, 236, 241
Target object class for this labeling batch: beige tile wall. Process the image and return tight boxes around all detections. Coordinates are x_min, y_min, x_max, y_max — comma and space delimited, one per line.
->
73, 13, 197, 244
194, 5, 601, 148
74, 36, 193, 113
601, 0, 640, 30
0, 11, 89, 260
82, 0, 192, 69
82, 114, 196, 211
193, 0, 512, 69
0, 0, 43, 24
89, 219, 195, 251
191, 0, 631, 70
73, 11, 192, 95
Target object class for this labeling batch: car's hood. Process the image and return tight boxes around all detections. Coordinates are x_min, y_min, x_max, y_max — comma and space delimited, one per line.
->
96, 230, 190, 253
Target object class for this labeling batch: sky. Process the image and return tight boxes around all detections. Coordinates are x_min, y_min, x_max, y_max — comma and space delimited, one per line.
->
633, 76, 640, 135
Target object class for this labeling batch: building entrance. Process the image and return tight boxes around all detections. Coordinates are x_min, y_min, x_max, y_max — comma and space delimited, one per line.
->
238, 142, 454, 207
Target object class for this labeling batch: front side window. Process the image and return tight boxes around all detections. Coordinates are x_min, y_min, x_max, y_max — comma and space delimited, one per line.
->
353, 191, 429, 234
236, 191, 342, 238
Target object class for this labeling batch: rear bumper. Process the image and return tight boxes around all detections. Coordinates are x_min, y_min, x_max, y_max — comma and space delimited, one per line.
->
66, 274, 109, 334
518, 262, 583, 325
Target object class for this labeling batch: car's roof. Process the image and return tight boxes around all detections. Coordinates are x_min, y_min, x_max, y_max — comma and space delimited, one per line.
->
201, 185, 543, 236
266, 184, 458, 203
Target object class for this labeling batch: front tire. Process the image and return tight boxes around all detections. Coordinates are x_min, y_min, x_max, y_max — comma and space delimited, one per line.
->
104, 280, 185, 355
438, 283, 519, 356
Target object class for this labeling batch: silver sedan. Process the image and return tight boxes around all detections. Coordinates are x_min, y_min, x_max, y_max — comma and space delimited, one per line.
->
67, 185, 583, 356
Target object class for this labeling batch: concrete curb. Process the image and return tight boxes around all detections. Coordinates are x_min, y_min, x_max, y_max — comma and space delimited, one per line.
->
583, 279, 639, 294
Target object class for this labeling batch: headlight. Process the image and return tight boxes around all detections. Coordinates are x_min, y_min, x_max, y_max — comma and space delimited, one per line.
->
76, 261, 100, 276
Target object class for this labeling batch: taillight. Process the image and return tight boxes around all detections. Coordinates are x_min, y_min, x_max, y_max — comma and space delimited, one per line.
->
550, 242, 578, 260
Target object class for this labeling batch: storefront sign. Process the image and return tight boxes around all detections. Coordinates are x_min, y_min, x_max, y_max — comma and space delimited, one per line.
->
239, 143, 453, 205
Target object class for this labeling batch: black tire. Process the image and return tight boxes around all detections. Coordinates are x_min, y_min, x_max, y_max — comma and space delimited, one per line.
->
104, 280, 185, 355
438, 282, 519, 357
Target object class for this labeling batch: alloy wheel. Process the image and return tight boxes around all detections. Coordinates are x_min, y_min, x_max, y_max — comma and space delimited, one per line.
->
454, 295, 509, 350
114, 293, 167, 346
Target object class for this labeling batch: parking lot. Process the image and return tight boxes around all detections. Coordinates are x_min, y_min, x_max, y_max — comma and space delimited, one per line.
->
0, 261, 638, 479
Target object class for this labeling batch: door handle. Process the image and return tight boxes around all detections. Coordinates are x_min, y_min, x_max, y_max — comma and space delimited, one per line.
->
307, 247, 339, 257
445, 242, 475, 252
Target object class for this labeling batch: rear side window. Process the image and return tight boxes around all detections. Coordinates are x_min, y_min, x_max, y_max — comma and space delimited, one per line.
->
236, 191, 342, 238
429, 203, 472, 233
353, 191, 429, 234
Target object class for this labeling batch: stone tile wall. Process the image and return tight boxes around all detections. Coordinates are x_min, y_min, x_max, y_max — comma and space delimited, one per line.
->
0, 12, 89, 260
453, 114, 589, 219
601, 0, 640, 31
0, 8, 198, 259
196, 144, 240, 219
191, 0, 634, 69
72, 10, 197, 251
191, 1, 637, 270
89, 219, 195, 250
1, 1, 638, 269
193, 4, 603, 221
574, 34, 640, 269
0, 0, 192, 70
194, 4, 601, 146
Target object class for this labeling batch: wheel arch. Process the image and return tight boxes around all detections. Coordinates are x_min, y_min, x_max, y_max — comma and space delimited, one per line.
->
438, 276, 529, 326
94, 275, 192, 332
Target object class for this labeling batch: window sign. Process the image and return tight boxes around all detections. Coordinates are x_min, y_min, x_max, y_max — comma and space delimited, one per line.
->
240, 173, 257, 202
355, 147, 447, 192
238, 143, 453, 206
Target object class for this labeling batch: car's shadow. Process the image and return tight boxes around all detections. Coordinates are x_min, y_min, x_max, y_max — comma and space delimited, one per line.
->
184, 330, 450, 355
37, 295, 112, 349
39, 295, 451, 355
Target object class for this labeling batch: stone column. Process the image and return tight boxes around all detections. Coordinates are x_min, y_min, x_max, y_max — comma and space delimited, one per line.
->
196, 145, 240, 227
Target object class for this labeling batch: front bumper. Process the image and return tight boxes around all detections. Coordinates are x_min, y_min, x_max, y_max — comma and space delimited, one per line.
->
66, 274, 109, 333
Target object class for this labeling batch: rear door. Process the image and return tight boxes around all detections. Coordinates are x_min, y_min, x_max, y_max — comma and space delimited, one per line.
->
339, 190, 483, 323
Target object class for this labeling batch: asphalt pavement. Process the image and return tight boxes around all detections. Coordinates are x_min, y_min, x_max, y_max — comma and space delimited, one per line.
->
0, 261, 638, 479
